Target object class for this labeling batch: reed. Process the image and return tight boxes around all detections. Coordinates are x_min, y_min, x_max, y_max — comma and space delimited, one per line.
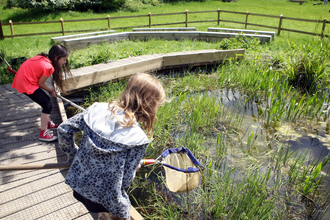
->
133, 143, 330, 219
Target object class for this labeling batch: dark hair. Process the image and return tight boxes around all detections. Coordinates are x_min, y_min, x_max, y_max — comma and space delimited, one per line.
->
40, 44, 71, 93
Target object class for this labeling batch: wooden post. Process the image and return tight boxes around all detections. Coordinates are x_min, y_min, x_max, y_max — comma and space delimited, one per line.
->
107, 15, 111, 29
0, 20, 4, 40
9, 20, 14, 38
185, 10, 188, 27
149, 12, 151, 28
278, 14, 283, 36
60, 18, 65, 35
217, 8, 220, 25
245, 11, 249, 29
321, 18, 326, 38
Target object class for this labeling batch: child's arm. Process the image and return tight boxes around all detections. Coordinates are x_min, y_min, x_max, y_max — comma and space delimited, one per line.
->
38, 75, 56, 97
58, 112, 86, 162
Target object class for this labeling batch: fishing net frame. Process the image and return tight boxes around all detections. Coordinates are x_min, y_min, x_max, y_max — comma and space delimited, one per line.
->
156, 147, 203, 193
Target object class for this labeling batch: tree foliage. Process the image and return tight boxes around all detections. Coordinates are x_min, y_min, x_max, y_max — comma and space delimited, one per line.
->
5, 0, 126, 12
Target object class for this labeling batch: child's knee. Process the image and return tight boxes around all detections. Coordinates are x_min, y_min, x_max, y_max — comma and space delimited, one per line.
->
42, 102, 52, 114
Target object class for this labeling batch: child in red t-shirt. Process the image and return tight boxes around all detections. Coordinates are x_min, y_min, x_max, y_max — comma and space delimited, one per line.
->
12, 44, 71, 142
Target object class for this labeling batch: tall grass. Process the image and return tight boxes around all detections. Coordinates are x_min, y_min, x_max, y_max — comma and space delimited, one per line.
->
2, 1, 330, 218
81, 57, 330, 218
132, 143, 330, 219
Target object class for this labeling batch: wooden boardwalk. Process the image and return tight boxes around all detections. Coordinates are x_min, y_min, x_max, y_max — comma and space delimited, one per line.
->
0, 84, 98, 220
0, 49, 245, 219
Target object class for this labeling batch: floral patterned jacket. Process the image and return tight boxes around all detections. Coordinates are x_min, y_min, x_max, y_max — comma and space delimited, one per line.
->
58, 103, 149, 218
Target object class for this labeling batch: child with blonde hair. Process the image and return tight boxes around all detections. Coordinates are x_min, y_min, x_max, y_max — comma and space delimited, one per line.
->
58, 72, 165, 220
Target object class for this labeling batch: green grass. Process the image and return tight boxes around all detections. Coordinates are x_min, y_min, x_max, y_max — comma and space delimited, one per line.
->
1, 1, 330, 219
0, 0, 330, 44
77, 35, 330, 219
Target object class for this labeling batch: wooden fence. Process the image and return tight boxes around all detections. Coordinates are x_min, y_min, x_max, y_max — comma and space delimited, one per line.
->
0, 8, 329, 40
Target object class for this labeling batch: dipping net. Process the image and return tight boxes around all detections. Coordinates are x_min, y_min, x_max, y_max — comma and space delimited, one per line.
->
160, 147, 202, 193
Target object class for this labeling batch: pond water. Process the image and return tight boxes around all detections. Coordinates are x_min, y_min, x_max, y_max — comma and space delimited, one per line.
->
64, 86, 330, 218
214, 88, 330, 219
214, 88, 330, 183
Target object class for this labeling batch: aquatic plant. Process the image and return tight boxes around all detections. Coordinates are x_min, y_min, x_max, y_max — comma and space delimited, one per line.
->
282, 41, 329, 93
78, 35, 330, 220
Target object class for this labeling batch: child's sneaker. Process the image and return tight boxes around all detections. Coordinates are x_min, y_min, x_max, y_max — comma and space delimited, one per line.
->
39, 129, 58, 142
47, 121, 59, 129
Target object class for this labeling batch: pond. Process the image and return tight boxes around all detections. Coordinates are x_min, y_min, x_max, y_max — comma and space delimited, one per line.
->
64, 84, 330, 219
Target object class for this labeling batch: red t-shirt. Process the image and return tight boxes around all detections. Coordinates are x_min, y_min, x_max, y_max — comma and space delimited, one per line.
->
12, 55, 54, 94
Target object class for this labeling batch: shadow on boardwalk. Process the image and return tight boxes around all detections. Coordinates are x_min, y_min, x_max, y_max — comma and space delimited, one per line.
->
0, 83, 97, 220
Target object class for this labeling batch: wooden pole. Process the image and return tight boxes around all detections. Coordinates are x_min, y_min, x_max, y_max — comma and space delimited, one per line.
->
60, 18, 65, 35
9, 20, 14, 38
0, 159, 154, 171
321, 18, 326, 38
149, 12, 151, 28
217, 8, 220, 25
245, 11, 249, 29
107, 15, 111, 29
278, 14, 283, 36
0, 20, 4, 40
186, 10, 188, 27
0, 162, 72, 171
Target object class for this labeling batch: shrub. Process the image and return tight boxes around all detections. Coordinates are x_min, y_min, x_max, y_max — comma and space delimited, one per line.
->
216, 35, 260, 51
5, 0, 126, 12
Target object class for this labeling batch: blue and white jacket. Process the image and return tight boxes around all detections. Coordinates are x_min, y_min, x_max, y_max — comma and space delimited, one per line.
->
58, 103, 150, 218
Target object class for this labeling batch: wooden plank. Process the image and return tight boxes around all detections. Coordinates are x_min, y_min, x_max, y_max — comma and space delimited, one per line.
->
51, 30, 116, 43
62, 31, 271, 52
66, 49, 244, 91
64, 33, 129, 50
208, 27, 275, 39
0, 117, 40, 134
67, 56, 164, 90
0, 85, 25, 101
129, 31, 200, 41
163, 49, 244, 67
0, 139, 65, 164
199, 32, 271, 43
57, 96, 68, 122
130, 205, 144, 220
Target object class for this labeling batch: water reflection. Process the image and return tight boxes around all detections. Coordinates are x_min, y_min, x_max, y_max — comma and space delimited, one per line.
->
214, 88, 329, 159
214, 88, 330, 198
64, 87, 330, 218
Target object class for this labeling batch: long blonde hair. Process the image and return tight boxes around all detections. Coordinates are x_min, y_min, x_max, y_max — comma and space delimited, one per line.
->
109, 73, 165, 136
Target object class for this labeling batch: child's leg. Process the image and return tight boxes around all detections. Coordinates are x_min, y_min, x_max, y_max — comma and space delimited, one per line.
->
25, 88, 52, 130
41, 113, 50, 130
25, 88, 57, 141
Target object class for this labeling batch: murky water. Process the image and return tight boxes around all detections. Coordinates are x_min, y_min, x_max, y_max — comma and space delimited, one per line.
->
64, 87, 330, 218
213, 88, 330, 193
214, 88, 328, 152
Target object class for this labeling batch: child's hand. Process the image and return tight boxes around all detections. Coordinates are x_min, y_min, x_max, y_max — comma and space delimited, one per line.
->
49, 90, 56, 97
136, 164, 141, 170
